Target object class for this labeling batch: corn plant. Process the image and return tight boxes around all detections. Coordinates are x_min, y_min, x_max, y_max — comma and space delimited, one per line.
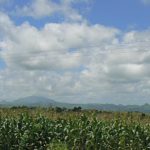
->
0, 114, 150, 150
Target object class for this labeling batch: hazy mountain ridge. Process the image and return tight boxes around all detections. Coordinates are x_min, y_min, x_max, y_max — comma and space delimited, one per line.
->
0, 96, 150, 113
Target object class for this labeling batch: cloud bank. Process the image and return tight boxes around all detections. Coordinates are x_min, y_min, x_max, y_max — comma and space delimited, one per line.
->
0, 1, 150, 104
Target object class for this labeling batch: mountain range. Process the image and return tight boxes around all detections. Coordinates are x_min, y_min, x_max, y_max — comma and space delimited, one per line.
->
0, 96, 150, 113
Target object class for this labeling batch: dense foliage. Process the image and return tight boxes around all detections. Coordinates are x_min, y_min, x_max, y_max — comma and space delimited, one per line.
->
0, 113, 150, 150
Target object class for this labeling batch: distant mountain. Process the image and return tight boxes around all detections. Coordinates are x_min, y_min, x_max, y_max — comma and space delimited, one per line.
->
0, 100, 10, 106
6, 96, 58, 107
0, 96, 150, 113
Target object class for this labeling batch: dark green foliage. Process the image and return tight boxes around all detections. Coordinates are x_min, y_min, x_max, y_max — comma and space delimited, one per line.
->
55, 107, 63, 113
0, 114, 150, 149
72, 106, 82, 112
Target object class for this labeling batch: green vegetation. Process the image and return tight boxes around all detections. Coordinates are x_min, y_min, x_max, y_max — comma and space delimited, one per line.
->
0, 107, 150, 149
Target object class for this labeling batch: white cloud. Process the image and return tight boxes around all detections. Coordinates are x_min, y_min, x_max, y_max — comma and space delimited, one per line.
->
0, 13, 118, 71
15, 0, 87, 22
141, 0, 150, 5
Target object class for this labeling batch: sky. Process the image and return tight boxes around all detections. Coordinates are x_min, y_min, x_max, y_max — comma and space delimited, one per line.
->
0, 0, 150, 104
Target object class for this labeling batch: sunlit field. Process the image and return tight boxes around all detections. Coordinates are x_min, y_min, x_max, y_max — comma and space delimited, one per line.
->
0, 107, 150, 149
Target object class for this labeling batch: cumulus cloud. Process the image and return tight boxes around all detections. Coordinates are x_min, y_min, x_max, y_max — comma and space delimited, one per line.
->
1, 1, 150, 104
0, 12, 118, 71
14, 0, 88, 21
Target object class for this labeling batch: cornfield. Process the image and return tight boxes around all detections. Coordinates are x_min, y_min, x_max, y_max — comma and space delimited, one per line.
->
0, 113, 150, 150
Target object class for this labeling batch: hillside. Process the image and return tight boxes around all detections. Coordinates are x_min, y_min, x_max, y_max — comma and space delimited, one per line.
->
0, 96, 150, 113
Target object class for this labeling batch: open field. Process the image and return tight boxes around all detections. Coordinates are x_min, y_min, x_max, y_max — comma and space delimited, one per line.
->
0, 107, 150, 149
1, 107, 150, 123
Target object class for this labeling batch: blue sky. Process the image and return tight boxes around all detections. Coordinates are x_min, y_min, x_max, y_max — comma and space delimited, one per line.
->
1, 0, 150, 104
2, 0, 149, 29
1, 0, 150, 30
88, 0, 150, 30
0, 59, 6, 69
